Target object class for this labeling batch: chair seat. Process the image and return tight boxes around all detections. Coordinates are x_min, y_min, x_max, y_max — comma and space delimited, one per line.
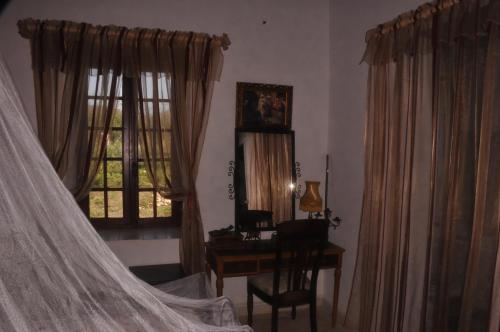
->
248, 273, 311, 296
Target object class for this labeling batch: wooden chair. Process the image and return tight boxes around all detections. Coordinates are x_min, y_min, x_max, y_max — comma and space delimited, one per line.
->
246, 220, 329, 332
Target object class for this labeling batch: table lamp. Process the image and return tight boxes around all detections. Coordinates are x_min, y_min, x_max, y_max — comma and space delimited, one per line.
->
299, 181, 323, 219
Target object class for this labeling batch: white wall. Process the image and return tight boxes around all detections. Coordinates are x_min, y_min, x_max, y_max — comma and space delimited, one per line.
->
0, 0, 330, 306
327, 0, 425, 317
107, 239, 180, 267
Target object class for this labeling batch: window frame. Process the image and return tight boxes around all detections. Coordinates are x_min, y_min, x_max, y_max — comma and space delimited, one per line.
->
82, 75, 181, 229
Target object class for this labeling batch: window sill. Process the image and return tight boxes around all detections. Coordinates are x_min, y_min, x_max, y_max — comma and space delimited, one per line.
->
96, 223, 180, 241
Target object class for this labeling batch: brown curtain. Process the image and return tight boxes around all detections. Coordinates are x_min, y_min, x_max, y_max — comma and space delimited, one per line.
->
346, 1, 500, 331
18, 20, 123, 201
241, 132, 293, 224
124, 29, 227, 275
171, 34, 226, 275
19, 19, 229, 275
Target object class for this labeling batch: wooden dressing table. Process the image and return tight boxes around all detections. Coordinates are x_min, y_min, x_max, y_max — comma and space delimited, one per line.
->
205, 240, 345, 327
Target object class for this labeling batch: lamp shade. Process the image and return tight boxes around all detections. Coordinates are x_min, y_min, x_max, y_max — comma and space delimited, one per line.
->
299, 181, 323, 213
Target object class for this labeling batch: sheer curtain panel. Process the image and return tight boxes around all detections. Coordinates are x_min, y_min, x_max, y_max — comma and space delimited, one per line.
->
18, 20, 123, 200
346, 1, 500, 331
124, 29, 228, 274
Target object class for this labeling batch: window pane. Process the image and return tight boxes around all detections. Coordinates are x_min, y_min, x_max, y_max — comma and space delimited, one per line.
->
138, 140, 144, 159
138, 162, 153, 188
107, 130, 122, 158
111, 101, 123, 127
158, 73, 170, 99
88, 68, 122, 97
157, 193, 172, 217
107, 161, 123, 188
153, 160, 171, 180
139, 191, 154, 218
107, 191, 123, 218
160, 134, 172, 160
87, 98, 102, 126
159, 102, 171, 129
140, 72, 170, 100
87, 99, 122, 129
115, 77, 123, 97
89, 191, 105, 218
143, 72, 154, 99
143, 101, 154, 119
92, 163, 104, 188
136, 102, 153, 136
88, 71, 97, 95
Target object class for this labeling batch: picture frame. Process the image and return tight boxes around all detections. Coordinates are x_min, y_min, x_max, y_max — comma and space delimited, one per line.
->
236, 82, 293, 130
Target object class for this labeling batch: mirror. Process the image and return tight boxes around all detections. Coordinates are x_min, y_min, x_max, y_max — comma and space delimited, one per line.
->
235, 129, 296, 232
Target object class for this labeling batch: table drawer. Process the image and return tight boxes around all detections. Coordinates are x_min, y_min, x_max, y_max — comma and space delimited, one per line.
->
259, 255, 339, 272
321, 255, 338, 267
224, 260, 258, 274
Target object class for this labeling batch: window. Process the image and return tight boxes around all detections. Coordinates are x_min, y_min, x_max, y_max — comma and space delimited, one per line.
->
85, 70, 180, 228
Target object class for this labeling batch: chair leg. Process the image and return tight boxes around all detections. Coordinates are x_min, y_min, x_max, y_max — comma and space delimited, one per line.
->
247, 286, 253, 326
309, 299, 317, 332
271, 305, 279, 332
291, 305, 296, 319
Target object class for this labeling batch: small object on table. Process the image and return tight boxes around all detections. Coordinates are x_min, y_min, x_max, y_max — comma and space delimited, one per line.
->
299, 181, 323, 219
209, 225, 234, 238
208, 225, 243, 248
244, 231, 261, 240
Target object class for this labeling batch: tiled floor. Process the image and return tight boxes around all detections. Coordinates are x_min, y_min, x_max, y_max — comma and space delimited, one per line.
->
238, 305, 355, 332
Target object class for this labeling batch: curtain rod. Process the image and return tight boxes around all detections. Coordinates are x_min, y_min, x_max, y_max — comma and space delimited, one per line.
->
366, 0, 461, 39
18, 18, 231, 50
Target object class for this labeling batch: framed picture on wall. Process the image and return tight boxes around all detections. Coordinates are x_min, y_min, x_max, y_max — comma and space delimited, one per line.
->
236, 82, 293, 130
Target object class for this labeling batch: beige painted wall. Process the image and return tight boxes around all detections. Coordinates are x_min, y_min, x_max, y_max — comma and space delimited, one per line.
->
0, 0, 330, 306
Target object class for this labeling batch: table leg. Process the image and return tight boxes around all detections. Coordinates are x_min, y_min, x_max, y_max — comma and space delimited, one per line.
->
213, 258, 224, 297
216, 274, 224, 297
332, 267, 342, 327
205, 261, 211, 281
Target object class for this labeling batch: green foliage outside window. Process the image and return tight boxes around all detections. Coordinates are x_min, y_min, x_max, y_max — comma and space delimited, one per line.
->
88, 80, 174, 222
89, 109, 172, 219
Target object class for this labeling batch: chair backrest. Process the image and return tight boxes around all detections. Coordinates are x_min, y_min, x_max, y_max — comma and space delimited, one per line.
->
273, 220, 329, 300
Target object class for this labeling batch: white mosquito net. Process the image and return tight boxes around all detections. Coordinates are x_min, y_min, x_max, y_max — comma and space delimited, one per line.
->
0, 56, 252, 332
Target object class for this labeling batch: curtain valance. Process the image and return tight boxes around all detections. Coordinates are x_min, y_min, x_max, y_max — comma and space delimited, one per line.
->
17, 18, 230, 80
362, 0, 500, 65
